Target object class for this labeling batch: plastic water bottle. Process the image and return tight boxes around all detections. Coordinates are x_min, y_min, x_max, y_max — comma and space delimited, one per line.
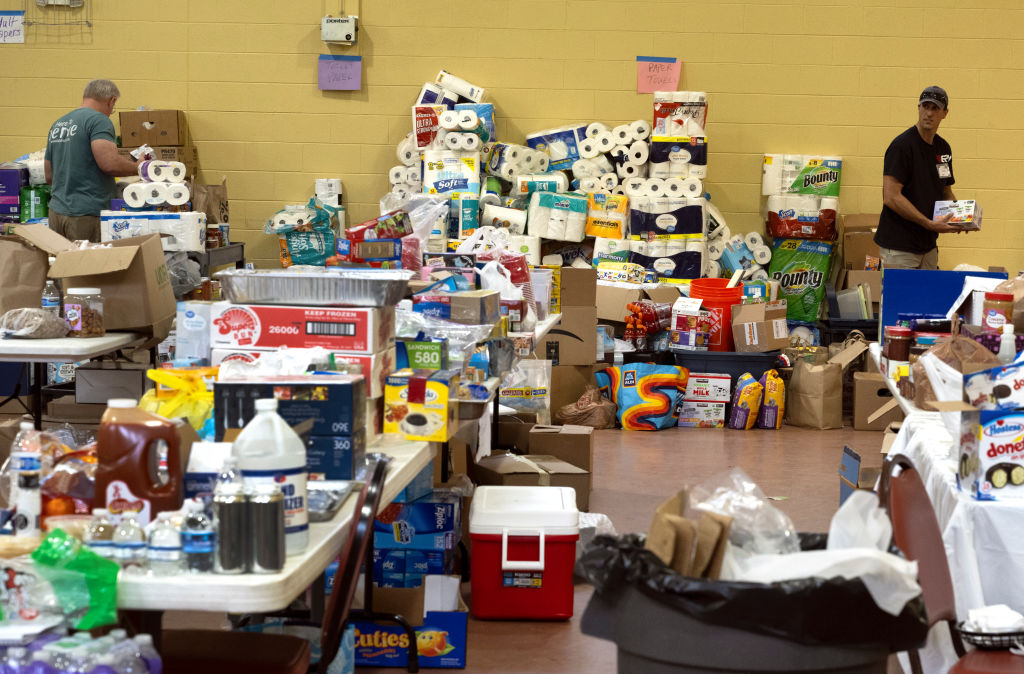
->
41, 280, 60, 317
180, 499, 215, 573
26, 651, 55, 674
233, 398, 309, 555
64, 647, 93, 674
108, 635, 145, 674
9, 421, 39, 504
132, 634, 162, 674
146, 511, 183, 576
998, 323, 1017, 365
88, 653, 119, 674
5, 646, 29, 673
84, 509, 115, 559
112, 515, 146, 573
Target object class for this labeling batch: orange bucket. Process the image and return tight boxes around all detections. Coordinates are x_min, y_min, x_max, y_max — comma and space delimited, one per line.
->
690, 278, 744, 352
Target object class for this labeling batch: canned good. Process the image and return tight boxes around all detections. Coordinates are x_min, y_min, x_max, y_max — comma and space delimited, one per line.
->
249, 484, 286, 574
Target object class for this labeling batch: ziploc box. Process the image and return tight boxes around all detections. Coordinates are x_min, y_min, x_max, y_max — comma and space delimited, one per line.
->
373, 548, 406, 580
213, 374, 366, 440
384, 369, 460, 442
961, 409, 1024, 500
305, 431, 366, 481
374, 491, 461, 551
210, 302, 394, 353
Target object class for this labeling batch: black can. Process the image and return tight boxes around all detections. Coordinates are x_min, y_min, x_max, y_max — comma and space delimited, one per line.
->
250, 485, 286, 574
213, 487, 250, 574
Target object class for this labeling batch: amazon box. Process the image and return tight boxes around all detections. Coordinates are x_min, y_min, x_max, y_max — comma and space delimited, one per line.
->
559, 267, 597, 307
730, 300, 789, 353
533, 306, 596, 366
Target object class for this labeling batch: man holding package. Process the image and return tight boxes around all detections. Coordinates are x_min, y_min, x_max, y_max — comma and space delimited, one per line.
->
874, 86, 965, 270
44, 79, 141, 242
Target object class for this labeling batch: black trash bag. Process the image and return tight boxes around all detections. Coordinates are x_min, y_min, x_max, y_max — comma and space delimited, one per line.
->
576, 533, 928, 653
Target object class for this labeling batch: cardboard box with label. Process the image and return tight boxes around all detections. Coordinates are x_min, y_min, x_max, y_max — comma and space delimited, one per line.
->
384, 369, 460, 442
853, 372, 904, 431
75, 362, 152, 404
533, 306, 596, 366
17, 224, 175, 339
528, 424, 594, 471
730, 301, 789, 353
841, 214, 881, 271
676, 373, 731, 428
119, 110, 189, 147
470, 452, 590, 511
209, 302, 394, 353
306, 430, 366, 481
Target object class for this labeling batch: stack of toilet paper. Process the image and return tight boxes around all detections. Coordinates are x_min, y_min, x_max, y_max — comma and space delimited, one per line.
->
124, 160, 190, 209
527, 191, 587, 242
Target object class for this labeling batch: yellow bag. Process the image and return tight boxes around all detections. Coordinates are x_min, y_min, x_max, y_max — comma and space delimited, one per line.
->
757, 369, 785, 430
728, 373, 762, 430
139, 367, 217, 431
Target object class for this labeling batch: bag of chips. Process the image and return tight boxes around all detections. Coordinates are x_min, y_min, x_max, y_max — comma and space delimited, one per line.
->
757, 369, 785, 430
768, 239, 833, 322
595, 363, 688, 431
729, 373, 763, 430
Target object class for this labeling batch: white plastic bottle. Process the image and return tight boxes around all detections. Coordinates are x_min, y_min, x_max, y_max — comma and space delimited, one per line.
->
146, 512, 183, 576
112, 515, 146, 573
42, 279, 61, 317
9, 420, 38, 504
84, 509, 115, 559
233, 398, 309, 555
998, 323, 1017, 365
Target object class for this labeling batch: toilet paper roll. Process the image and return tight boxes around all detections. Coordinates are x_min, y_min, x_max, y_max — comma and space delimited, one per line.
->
728, 234, 745, 248
648, 240, 668, 258
820, 197, 839, 212
611, 125, 632, 145
579, 177, 599, 192
630, 195, 650, 212
600, 173, 619, 190
520, 150, 538, 170
164, 182, 190, 206
594, 131, 615, 154
761, 154, 784, 196
753, 245, 772, 265
592, 154, 615, 174
618, 162, 645, 180
751, 268, 769, 282
629, 119, 652, 141
499, 164, 516, 181
405, 165, 421, 183
122, 182, 148, 209
482, 205, 527, 234
141, 161, 187, 182
578, 138, 599, 159
766, 195, 786, 214
704, 259, 721, 278
586, 122, 609, 139
645, 178, 667, 198
630, 239, 650, 255
509, 235, 542, 264
572, 159, 596, 178
460, 134, 482, 151
745, 231, 765, 249
388, 166, 407, 184
612, 185, 626, 196
444, 134, 462, 151
536, 155, 550, 172
628, 141, 649, 165
623, 177, 646, 197
664, 177, 686, 198
457, 110, 479, 130
478, 193, 502, 209
707, 240, 724, 261
609, 145, 630, 165
665, 240, 687, 256
397, 135, 418, 166
648, 161, 672, 179
709, 224, 731, 243
680, 177, 703, 197
651, 198, 671, 215
144, 181, 168, 205
439, 110, 461, 131
796, 194, 820, 216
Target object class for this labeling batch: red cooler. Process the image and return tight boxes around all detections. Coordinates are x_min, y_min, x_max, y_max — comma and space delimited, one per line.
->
469, 486, 579, 620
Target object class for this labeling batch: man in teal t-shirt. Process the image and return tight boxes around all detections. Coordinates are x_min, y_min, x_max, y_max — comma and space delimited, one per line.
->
45, 79, 140, 242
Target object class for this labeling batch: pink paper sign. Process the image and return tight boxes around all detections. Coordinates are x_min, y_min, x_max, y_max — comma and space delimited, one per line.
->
636, 56, 680, 94
318, 54, 362, 91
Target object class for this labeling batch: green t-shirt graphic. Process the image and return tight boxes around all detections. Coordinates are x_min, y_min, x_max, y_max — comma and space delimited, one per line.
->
45, 107, 116, 216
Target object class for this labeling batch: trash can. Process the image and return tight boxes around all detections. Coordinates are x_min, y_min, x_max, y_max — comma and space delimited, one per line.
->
470, 485, 579, 620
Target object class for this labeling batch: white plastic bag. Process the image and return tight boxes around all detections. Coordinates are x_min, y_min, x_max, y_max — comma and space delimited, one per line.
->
826, 490, 891, 552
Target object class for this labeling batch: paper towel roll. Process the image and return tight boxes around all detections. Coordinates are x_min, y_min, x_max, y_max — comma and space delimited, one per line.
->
542, 254, 563, 266
630, 119, 652, 141
165, 183, 190, 206
619, 162, 645, 180
630, 239, 649, 255
796, 194, 820, 216
443, 134, 462, 151
594, 131, 615, 154
664, 178, 686, 198
592, 154, 615, 174
600, 173, 619, 190
435, 70, 485, 102
704, 259, 721, 278
460, 134, 482, 151
630, 195, 651, 212
645, 178, 667, 198
389, 165, 407, 184
579, 177, 599, 192
761, 154, 784, 196
572, 159, 596, 178
405, 165, 421, 183
680, 177, 703, 197
707, 240, 724, 261
609, 145, 630, 165
628, 141, 649, 165
142, 161, 187, 182
753, 245, 772, 265
578, 138, 599, 159
479, 193, 502, 209
593, 237, 629, 257
520, 150, 539, 170
536, 155, 550, 172
499, 164, 516, 181
509, 235, 541, 265
586, 122, 609, 139
123, 183, 148, 209
416, 83, 444, 105
397, 135, 418, 166
457, 110, 479, 130
611, 125, 632, 145
144, 182, 168, 205
612, 185, 626, 195
439, 110, 461, 131
766, 195, 786, 214
685, 239, 706, 253
751, 268, 769, 282
709, 224, 731, 243
744, 231, 765, 249
623, 177, 646, 197
665, 240, 687, 256
482, 204, 527, 234
820, 197, 839, 212
648, 240, 668, 258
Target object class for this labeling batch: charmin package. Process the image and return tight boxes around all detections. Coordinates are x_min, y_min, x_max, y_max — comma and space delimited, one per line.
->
961, 410, 1024, 500
769, 239, 833, 322
384, 368, 460, 442
596, 363, 688, 431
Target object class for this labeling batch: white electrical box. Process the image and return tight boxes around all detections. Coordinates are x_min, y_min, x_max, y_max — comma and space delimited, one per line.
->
322, 15, 357, 44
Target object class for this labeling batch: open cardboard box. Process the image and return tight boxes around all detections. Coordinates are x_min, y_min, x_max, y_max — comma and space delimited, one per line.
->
839, 446, 881, 505
16, 224, 175, 346
470, 452, 590, 511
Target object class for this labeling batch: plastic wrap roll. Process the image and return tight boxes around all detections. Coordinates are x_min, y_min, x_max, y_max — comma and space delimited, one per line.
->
753, 245, 772, 265
586, 122, 609, 139
745, 231, 765, 249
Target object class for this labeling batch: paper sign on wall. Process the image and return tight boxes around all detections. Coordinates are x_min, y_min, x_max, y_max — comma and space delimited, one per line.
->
636, 56, 680, 94
0, 11, 25, 44
318, 54, 361, 91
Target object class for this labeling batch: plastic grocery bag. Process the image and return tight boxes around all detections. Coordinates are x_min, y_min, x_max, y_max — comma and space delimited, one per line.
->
595, 363, 688, 431
140, 367, 215, 431
499, 360, 552, 423
30, 529, 120, 629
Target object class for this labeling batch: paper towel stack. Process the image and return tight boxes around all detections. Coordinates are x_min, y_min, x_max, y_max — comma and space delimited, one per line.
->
100, 210, 207, 252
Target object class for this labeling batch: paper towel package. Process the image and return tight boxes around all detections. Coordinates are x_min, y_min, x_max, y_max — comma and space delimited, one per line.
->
413, 105, 447, 149
762, 154, 842, 197
585, 193, 629, 239
422, 150, 480, 196
527, 191, 588, 242
525, 125, 589, 171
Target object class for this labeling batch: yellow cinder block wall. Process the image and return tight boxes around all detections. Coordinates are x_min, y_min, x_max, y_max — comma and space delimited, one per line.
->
1, 0, 1022, 271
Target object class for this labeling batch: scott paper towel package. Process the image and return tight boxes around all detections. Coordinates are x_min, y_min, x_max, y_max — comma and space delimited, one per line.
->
527, 191, 587, 242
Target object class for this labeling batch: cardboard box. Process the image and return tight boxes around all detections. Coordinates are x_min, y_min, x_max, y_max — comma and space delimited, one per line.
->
383, 369, 460, 442
46, 395, 106, 422
853, 372, 904, 431
471, 452, 591, 511
669, 297, 712, 352
306, 431, 366, 481
683, 373, 731, 403
497, 419, 534, 452
411, 289, 500, 325
351, 577, 468, 669
75, 361, 152, 404
533, 306, 596, 366
213, 374, 367, 440
548, 364, 598, 415
881, 421, 902, 455
119, 109, 189, 147
595, 283, 643, 322
676, 400, 727, 428
645, 285, 682, 305
731, 301, 789, 352
839, 446, 881, 505
374, 491, 461, 551
841, 214, 881, 270
209, 302, 395, 353
393, 461, 434, 504
559, 267, 597, 307
528, 424, 594, 471
17, 224, 175, 336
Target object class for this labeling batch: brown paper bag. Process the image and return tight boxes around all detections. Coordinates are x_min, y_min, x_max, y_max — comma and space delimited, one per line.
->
191, 177, 229, 224
994, 274, 1024, 332
787, 359, 843, 429
0, 237, 48, 317
702, 511, 732, 581
691, 513, 722, 578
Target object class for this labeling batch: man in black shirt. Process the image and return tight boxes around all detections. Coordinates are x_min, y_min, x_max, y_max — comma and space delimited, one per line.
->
874, 86, 963, 269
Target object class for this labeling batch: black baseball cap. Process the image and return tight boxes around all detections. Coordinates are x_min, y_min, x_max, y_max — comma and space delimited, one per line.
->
919, 86, 948, 109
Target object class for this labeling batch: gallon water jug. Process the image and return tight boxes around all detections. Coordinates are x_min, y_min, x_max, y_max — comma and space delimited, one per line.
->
233, 398, 308, 555
95, 399, 183, 527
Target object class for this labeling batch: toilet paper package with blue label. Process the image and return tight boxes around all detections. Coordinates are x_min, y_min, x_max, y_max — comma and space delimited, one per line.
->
527, 191, 588, 242
422, 150, 480, 196
525, 124, 589, 171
